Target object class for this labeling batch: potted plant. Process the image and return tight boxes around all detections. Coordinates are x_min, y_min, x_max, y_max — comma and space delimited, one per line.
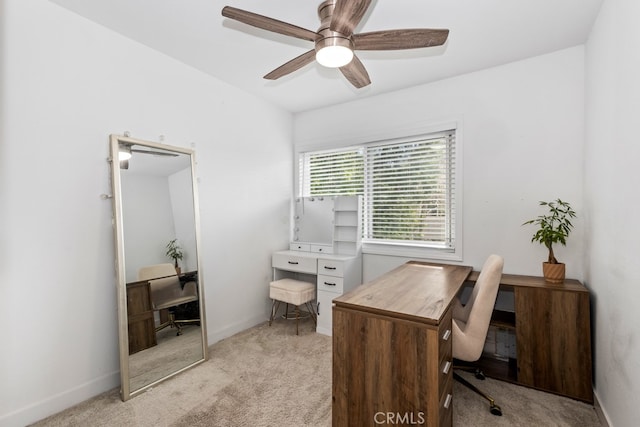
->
522, 199, 576, 283
166, 238, 184, 274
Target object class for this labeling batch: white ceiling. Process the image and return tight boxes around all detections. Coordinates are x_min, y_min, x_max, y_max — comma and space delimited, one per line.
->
50, 0, 603, 113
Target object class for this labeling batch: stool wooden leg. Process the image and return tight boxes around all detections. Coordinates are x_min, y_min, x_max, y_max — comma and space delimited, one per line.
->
295, 305, 300, 335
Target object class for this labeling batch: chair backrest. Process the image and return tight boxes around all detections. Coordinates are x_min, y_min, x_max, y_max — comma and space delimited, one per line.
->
452, 254, 504, 362
137, 263, 191, 310
138, 263, 177, 281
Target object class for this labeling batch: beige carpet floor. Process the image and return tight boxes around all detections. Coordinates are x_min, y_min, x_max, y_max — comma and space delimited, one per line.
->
32, 319, 602, 426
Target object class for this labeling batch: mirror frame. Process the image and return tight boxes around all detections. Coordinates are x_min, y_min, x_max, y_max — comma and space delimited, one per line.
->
109, 134, 208, 401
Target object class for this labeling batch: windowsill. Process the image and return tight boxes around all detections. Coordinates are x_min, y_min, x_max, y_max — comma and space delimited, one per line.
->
362, 242, 462, 262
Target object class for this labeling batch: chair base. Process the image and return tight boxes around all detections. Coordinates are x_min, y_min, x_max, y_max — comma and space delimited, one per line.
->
453, 370, 502, 416
156, 312, 200, 336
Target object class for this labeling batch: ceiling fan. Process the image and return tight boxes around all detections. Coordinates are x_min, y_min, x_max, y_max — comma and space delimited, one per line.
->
221, 0, 449, 88
119, 144, 179, 159
118, 143, 178, 169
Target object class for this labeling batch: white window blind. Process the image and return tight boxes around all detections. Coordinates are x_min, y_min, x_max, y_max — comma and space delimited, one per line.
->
299, 130, 456, 250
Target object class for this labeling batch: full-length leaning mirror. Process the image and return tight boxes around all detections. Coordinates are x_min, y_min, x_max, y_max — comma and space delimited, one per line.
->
109, 134, 208, 401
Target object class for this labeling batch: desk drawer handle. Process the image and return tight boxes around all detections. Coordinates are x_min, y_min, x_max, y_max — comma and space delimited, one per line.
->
317, 302, 320, 315
323, 266, 337, 270
443, 393, 452, 409
442, 329, 451, 341
287, 261, 299, 265
324, 281, 336, 286
442, 361, 451, 375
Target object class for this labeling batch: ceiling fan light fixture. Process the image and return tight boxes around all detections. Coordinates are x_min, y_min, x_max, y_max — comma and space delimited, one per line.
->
316, 44, 353, 68
315, 34, 354, 68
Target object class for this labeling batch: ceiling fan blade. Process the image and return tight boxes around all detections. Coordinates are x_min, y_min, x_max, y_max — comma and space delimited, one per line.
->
330, 0, 372, 36
264, 50, 316, 80
353, 28, 449, 50
339, 55, 371, 88
222, 6, 317, 42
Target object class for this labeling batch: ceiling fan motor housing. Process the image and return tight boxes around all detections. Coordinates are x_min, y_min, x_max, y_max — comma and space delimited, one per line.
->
315, 0, 354, 59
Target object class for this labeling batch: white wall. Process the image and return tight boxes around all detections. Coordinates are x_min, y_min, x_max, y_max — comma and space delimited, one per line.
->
169, 167, 198, 273
295, 47, 585, 281
0, 1, 292, 426
585, 0, 640, 425
122, 174, 177, 282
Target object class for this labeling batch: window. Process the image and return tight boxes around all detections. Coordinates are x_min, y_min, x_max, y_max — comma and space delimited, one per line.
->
299, 130, 458, 256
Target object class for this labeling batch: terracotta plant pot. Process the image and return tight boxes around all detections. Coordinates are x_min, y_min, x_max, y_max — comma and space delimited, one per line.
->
543, 262, 565, 284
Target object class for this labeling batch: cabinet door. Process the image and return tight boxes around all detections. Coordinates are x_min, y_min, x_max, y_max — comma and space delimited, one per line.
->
316, 290, 336, 336
515, 287, 593, 403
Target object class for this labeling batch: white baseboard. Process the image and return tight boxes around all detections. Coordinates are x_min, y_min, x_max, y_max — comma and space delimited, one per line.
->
316, 326, 332, 336
0, 371, 119, 427
593, 389, 612, 427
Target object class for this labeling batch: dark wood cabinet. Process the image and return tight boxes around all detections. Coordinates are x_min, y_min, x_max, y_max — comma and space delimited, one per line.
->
126, 280, 157, 354
467, 272, 593, 403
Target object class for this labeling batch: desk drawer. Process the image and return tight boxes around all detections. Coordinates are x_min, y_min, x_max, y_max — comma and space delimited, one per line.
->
317, 259, 344, 277
272, 253, 317, 274
439, 349, 453, 398
439, 308, 453, 362
317, 275, 344, 294
439, 375, 453, 427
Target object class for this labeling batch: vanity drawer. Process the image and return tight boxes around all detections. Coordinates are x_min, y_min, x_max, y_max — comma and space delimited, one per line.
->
310, 244, 333, 254
272, 253, 317, 274
289, 243, 310, 252
317, 275, 344, 294
317, 259, 344, 277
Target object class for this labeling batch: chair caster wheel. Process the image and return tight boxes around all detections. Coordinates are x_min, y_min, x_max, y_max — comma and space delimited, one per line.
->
490, 404, 502, 416
474, 369, 486, 380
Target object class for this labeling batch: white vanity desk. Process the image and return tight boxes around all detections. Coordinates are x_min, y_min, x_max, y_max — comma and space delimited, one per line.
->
271, 194, 363, 336
272, 250, 361, 336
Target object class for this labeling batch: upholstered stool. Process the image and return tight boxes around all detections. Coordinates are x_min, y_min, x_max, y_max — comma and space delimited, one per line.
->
268, 278, 317, 335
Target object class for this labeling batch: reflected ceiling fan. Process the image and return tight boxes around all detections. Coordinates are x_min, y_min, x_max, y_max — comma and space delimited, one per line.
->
221, 0, 449, 88
118, 143, 178, 169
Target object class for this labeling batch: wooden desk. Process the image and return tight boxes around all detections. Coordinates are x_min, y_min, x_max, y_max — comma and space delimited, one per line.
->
466, 272, 593, 403
332, 261, 472, 427
126, 280, 157, 354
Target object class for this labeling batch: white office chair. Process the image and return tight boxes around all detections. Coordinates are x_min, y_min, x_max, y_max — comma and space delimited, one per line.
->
451, 254, 504, 416
138, 263, 199, 336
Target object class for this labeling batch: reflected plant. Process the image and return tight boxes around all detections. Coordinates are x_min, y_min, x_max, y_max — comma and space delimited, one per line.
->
166, 238, 184, 268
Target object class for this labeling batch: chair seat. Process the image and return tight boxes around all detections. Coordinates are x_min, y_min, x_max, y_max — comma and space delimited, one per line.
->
269, 279, 315, 306
154, 295, 198, 311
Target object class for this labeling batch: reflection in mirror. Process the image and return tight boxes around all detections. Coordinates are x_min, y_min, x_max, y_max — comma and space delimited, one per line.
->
293, 197, 334, 244
109, 134, 207, 401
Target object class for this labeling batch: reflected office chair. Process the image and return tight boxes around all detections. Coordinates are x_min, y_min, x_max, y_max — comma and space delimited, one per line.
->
138, 263, 199, 336
451, 254, 504, 416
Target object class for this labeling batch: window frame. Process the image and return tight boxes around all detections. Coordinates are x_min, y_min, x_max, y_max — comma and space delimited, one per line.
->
294, 120, 463, 261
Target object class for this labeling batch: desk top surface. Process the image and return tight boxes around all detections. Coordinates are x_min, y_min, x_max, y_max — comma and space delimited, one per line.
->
466, 271, 588, 293
334, 261, 472, 325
